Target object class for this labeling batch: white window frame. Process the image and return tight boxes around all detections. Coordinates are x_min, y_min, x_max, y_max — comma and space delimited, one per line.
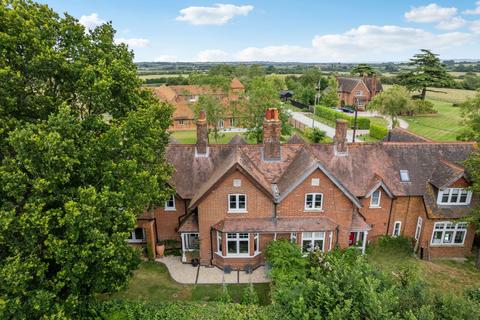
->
178, 119, 185, 125
370, 189, 381, 208
127, 227, 145, 243
304, 193, 323, 211
182, 233, 199, 251
431, 221, 468, 246
290, 232, 297, 244
226, 233, 250, 256
415, 217, 423, 241
349, 231, 365, 248
356, 90, 363, 96
311, 178, 320, 186
228, 194, 247, 213
216, 231, 222, 254
165, 195, 176, 211
218, 119, 224, 129
254, 233, 260, 254
301, 232, 325, 253
400, 170, 410, 182
392, 221, 401, 237
356, 99, 364, 107
436, 188, 472, 206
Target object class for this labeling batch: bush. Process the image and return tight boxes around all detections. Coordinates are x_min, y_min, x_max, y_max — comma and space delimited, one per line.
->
315, 105, 370, 129
304, 127, 326, 143
242, 284, 260, 305
377, 236, 414, 254
412, 100, 437, 115
369, 124, 388, 140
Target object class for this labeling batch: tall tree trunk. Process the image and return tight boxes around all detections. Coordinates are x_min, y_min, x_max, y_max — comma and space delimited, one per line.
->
476, 246, 480, 269
421, 86, 427, 100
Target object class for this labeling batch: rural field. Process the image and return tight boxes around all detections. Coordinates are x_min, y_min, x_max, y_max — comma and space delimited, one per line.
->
383, 84, 476, 104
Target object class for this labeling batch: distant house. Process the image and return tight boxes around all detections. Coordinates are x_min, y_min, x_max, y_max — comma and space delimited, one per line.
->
337, 75, 382, 110
153, 78, 245, 131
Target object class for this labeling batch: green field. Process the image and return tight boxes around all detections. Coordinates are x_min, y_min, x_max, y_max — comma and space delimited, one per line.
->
139, 74, 188, 80
383, 84, 476, 104
109, 262, 271, 305
403, 99, 464, 141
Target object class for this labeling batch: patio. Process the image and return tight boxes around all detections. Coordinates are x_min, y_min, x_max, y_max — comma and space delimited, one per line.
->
156, 256, 270, 284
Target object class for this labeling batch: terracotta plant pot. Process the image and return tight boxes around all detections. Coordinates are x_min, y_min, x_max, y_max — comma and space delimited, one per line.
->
156, 244, 165, 257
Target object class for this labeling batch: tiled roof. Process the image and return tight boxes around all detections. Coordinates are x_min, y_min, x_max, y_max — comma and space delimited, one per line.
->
384, 128, 432, 143
166, 142, 476, 217
178, 214, 199, 232
212, 217, 337, 233
286, 134, 305, 144
350, 213, 372, 231
337, 76, 382, 94
429, 160, 466, 189
228, 135, 247, 145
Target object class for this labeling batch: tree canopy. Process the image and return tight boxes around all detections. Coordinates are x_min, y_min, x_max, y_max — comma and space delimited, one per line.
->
350, 64, 376, 76
368, 86, 413, 128
193, 95, 226, 142
0, 1, 173, 318
397, 49, 453, 100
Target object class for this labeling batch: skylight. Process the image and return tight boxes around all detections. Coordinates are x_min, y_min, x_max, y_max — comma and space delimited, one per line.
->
400, 170, 410, 182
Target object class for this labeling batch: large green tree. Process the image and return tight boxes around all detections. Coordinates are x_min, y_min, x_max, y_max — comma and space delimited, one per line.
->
368, 86, 413, 128
193, 95, 226, 142
241, 77, 291, 143
320, 77, 340, 108
350, 64, 376, 76
459, 91, 480, 268
0, 1, 173, 318
398, 49, 453, 100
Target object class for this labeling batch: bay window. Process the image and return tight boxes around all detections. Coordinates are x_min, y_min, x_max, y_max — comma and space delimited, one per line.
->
217, 231, 222, 254
301, 232, 325, 252
431, 222, 468, 245
305, 193, 323, 211
227, 233, 249, 255
437, 188, 472, 205
228, 194, 247, 212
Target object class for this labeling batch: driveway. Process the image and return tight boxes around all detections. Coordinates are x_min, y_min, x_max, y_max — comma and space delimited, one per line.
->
290, 111, 356, 142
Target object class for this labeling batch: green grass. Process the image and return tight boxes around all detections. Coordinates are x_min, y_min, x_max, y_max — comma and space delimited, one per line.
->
110, 262, 271, 305
403, 99, 464, 141
383, 84, 476, 104
368, 245, 480, 296
369, 117, 388, 128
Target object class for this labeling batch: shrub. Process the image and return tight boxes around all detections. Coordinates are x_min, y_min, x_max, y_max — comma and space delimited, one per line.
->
265, 240, 307, 283
219, 284, 233, 303
304, 127, 326, 143
377, 236, 414, 254
412, 100, 437, 114
315, 105, 370, 129
369, 124, 388, 140
242, 284, 260, 305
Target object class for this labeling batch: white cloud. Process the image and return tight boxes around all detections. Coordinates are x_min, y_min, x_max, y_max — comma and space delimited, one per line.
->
176, 4, 253, 25
154, 55, 178, 62
196, 49, 230, 62
436, 16, 467, 30
405, 3, 457, 23
232, 25, 473, 62
115, 38, 150, 48
470, 20, 480, 33
464, 1, 480, 15
79, 13, 105, 30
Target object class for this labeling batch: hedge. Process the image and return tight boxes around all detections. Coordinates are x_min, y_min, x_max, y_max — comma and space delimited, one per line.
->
369, 124, 388, 140
315, 105, 370, 129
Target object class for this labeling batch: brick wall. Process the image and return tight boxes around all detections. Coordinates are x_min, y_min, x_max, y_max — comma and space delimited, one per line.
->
152, 195, 186, 241
358, 189, 392, 240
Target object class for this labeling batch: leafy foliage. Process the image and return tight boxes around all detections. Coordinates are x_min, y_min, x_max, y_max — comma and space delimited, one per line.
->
305, 127, 327, 143
320, 77, 340, 108
458, 91, 480, 142
193, 95, 226, 142
350, 64, 376, 76
0, 1, 173, 318
315, 105, 371, 129
369, 85, 413, 127
398, 49, 453, 100
369, 124, 388, 140
242, 283, 260, 305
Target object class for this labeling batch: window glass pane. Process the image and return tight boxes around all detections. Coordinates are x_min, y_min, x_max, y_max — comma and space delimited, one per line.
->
446, 222, 455, 229
314, 194, 322, 208
303, 232, 312, 239
457, 223, 468, 229
238, 195, 246, 209
239, 240, 249, 254
400, 170, 410, 182
454, 231, 465, 244
227, 241, 237, 254
432, 231, 442, 243
459, 190, 468, 203
227, 233, 236, 239
441, 191, 449, 203
134, 228, 144, 240
372, 190, 380, 205
435, 223, 444, 230
302, 240, 312, 252
187, 234, 199, 249
217, 232, 222, 252
313, 240, 324, 251
443, 231, 454, 243
229, 195, 236, 209
450, 189, 459, 203
306, 194, 313, 208
239, 233, 248, 238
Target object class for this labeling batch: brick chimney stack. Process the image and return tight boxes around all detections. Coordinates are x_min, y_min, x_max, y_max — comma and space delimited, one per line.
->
263, 108, 281, 161
334, 119, 348, 155
196, 110, 208, 156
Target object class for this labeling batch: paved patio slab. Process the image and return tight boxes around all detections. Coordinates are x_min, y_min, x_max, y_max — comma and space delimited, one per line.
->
156, 256, 270, 284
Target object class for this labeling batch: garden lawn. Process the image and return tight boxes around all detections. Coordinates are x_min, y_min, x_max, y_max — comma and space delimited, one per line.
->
368, 245, 480, 296
383, 85, 476, 104
109, 262, 271, 305
403, 99, 464, 141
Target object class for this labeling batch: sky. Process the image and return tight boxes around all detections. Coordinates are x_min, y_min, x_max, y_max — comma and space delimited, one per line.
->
40, 0, 480, 63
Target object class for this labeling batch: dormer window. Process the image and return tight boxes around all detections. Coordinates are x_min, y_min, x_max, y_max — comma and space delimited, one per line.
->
165, 195, 176, 211
400, 170, 410, 182
370, 189, 381, 208
437, 188, 472, 205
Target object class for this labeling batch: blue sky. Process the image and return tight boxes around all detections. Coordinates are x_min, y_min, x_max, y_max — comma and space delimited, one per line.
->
40, 1, 480, 62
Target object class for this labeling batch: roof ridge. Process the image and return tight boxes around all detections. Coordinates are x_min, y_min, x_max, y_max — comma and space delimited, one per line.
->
439, 159, 465, 171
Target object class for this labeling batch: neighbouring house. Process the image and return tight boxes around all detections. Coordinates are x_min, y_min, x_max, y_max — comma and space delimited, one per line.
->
132, 108, 477, 270
153, 78, 245, 131
337, 75, 383, 110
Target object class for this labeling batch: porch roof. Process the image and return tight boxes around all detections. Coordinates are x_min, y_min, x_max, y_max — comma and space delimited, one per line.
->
350, 213, 372, 232
178, 214, 199, 233
212, 217, 337, 233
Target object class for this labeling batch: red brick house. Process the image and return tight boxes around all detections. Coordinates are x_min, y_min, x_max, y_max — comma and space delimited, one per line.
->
337, 75, 382, 110
132, 109, 477, 270
153, 78, 245, 131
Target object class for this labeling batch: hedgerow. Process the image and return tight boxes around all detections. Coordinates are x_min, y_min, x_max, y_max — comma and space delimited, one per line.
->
369, 124, 389, 140
315, 105, 371, 129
